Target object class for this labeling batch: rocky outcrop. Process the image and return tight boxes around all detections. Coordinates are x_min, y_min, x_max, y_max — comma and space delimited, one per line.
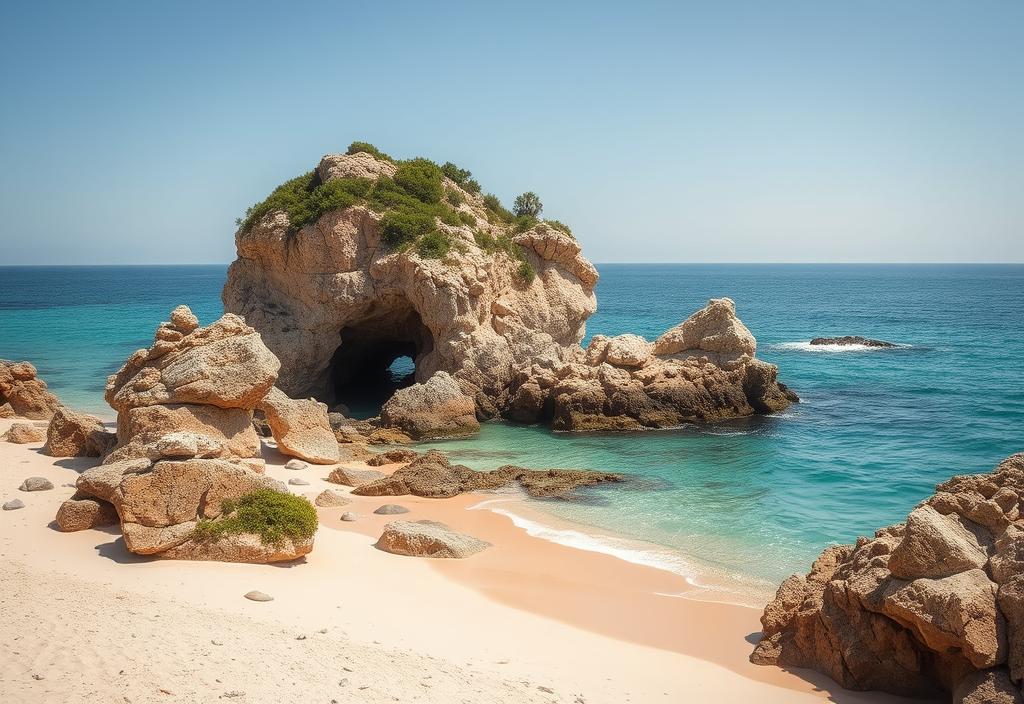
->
3, 422, 46, 444
353, 450, 623, 499
810, 336, 897, 348
375, 520, 491, 558
258, 387, 339, 464
752, 453, 1024, 702
0, 360, 60, 419
379, 372, 479, 439
43, 407, 114, 457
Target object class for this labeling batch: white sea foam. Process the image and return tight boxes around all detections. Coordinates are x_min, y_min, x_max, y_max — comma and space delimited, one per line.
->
771, 341, 909, 353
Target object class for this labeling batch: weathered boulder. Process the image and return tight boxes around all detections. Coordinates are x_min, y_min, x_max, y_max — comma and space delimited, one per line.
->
380, 372, 479, 440
353, 449, 623, 499
375, 519, 491, 558
104, 403, 259, 464
313, 489, 350, 507
55, 493, 119, 531
3, 422, 46, 444
326, 466, 387, 487
43, 407, 114, 457
258, 387, 339, 464
0, 360, 60, 419
19, 476, 53, 492
753, 453, 1024, 699
652, 298, 756, 362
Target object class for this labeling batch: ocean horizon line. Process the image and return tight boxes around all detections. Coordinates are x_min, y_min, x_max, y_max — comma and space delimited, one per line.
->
2, 261, 1023, 268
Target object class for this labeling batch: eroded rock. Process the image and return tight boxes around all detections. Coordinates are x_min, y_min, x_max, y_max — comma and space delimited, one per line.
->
44, 407, 114, 458
0, 360, 61, 419
3, 422, 46, 444
259, 387, 339, 464
380, 372, 479, 440
375, 520, 490, 558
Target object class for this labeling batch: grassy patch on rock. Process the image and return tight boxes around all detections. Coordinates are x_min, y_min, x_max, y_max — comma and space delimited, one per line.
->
193, 489, 317, 546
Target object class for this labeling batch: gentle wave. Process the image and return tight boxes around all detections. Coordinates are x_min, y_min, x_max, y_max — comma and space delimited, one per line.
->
770, 341, 910, 353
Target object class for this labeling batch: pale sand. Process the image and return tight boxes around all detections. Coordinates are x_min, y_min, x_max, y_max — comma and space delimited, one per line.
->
0, 418, 921, 703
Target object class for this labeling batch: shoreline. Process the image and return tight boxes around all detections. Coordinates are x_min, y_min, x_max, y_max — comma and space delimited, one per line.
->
0, 417, 923, 702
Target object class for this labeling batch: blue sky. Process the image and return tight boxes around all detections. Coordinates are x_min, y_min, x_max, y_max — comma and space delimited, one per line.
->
1, 1, 1021, 264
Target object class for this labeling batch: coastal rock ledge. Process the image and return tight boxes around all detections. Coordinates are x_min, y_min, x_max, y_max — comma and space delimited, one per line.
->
752, 452, 1024, 703
223, 145, 795, 432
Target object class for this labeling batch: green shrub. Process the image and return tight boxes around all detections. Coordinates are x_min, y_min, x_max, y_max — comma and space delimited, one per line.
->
513, 192, 543, 218
458, 211, 476, 226
545, 219, 573, 237
346, 141, 393, 161
516, 260, 536, 284
482, 193, 513, 222
393, 158, 444, 204
193, 489, 318, 546
441, 161, 472, 185
446, 189, 464, 207
512, 215, 539, 234
416, 230, 453, 259
464, 178, 481, 194
380, 207, 436, 248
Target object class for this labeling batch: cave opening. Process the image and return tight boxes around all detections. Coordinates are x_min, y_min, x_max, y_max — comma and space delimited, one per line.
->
327, 303, 433, 419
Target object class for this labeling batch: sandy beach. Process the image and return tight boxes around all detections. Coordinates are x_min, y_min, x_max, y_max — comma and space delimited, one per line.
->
0, 418, 921, 704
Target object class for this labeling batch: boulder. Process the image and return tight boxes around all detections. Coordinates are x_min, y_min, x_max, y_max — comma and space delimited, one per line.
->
366, 448, 418, 466
0, 360, 61, 419
652, 298, 756, 361
340, 511, 358, 522
752, 453, 1024, 699
603, 334, 652, 368
44, 407, 114, 457
258, 387, 339, 464
326, 466, 387, 487
313, 489, 350, 508
3, 499, 25, 510
373, 504, 410, 515
380, 372, 479, 440
104, 403, 259, 464
19, 477, 53, 492
55, 494, 119, 531
3, 422, 46, 444
376, 520, 491, 559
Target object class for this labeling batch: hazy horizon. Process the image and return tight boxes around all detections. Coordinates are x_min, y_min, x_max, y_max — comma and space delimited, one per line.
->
2, 1, 1021, 265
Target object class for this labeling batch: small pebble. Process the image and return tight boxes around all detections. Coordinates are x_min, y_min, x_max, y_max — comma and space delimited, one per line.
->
243, 590, 273, 602
340, 512, 358, 522
3, 499, 25, 511
295, 634, 307, 640
211, 640, 223, 646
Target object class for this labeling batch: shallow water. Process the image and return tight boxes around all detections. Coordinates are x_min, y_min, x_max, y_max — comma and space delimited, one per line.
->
2, 263, 1022, 584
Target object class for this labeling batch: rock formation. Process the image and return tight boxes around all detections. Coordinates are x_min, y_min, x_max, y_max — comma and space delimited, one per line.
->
44, 407, 115, 457
376, 519, 491, 558
258, 387, 339, 464
223, 145, 795, 432
58, 306, 314, 563
0, 360, 60, 419
752, 453, 1024, 702
352, 449, 623, 499
810, 335, 898, 348
3, 422, 46, 444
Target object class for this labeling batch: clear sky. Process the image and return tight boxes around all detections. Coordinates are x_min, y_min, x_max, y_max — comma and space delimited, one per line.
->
1, 1, 1021, 264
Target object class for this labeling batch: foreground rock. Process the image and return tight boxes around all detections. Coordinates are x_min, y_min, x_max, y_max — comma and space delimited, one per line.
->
752, 453, 1024, 701
809, 335, 898, 348
55, 493, 119, 531
0, 360, 60, 419
223, 147, 793, 432
3, 499, 25, 511
376, 520, 491, 558
313, 489, 350, 508
258, 387, 339, 464
19, 477, 53, 492
44, 407, 114, 457
3, 422, 46, 444
353, 450, 623, 499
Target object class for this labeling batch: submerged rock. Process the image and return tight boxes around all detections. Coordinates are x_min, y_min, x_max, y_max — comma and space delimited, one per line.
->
751, 452, 1024, 699
0, 360, 61, 420
809, 335, 897, 347
376, 520, 491, 558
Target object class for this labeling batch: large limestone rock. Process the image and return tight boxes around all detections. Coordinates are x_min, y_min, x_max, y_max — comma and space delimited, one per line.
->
752, 453, 1024, 699
376, 520, 491, 558
105, 403, 259, 464
0, 360, 60, 419
379, 372, 479, 439
258, 387, 339, 464
3, 422, 46, 444
43, 407, 114, 458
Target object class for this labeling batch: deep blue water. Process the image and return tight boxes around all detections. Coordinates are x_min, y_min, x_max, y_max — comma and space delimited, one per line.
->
2, 264, 1022, 587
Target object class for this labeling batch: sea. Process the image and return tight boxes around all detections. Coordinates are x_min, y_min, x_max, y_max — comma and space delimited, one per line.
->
2, 264, 1022, 594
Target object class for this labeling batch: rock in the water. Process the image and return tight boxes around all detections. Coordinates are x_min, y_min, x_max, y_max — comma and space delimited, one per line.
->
751, 452, 1024, 699
3, 422, 46, 444
259, 387, 339, 464
340, 511, 358, 521
375, 520, 490, 558
55, 494, 119, 531
326, 466, 387, 487
244, 590, 274, 602
0, 360, 61, 419
380, 372, 480, 440
366, 448, 418, 466
652, 297, 756, 361
285, 459, 309, 470
3, 499, 25, 510
43, 407, 115, 458
313, 489, 350, 507
19, 476, 53, 492
809, 335, 898, 348
374, 504, 410, 515
287, 477, 310, 486
354, 450, 623, 499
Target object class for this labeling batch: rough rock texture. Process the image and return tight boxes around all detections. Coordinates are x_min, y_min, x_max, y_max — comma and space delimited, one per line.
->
326, 466, 387, 487
258, 387, 339, 464
752, 453, 1024, 700
55, 493, 119, 531
353, 450, 623, 499
810, 335, 897, 348
375, 520, 491, 558
104, 403, 259, 464
3, 422, 46, 444
43, 407, 114, 457
380, 372, 479, 439
366, 448, 419, 466
19, 476, 54, 492
313, 489, 350, 507
0, 360, 61, 419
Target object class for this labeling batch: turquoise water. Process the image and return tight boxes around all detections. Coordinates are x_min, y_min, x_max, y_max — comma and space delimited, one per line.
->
2, 264, 1023, 586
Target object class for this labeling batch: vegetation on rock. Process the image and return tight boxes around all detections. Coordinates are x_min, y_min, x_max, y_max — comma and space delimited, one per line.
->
512, 191, 543, 218
194, 489, 318, 546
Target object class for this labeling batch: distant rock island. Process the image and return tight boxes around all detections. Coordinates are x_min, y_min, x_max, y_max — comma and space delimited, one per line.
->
810, 335, 898, 348
224, 142, 797, 433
